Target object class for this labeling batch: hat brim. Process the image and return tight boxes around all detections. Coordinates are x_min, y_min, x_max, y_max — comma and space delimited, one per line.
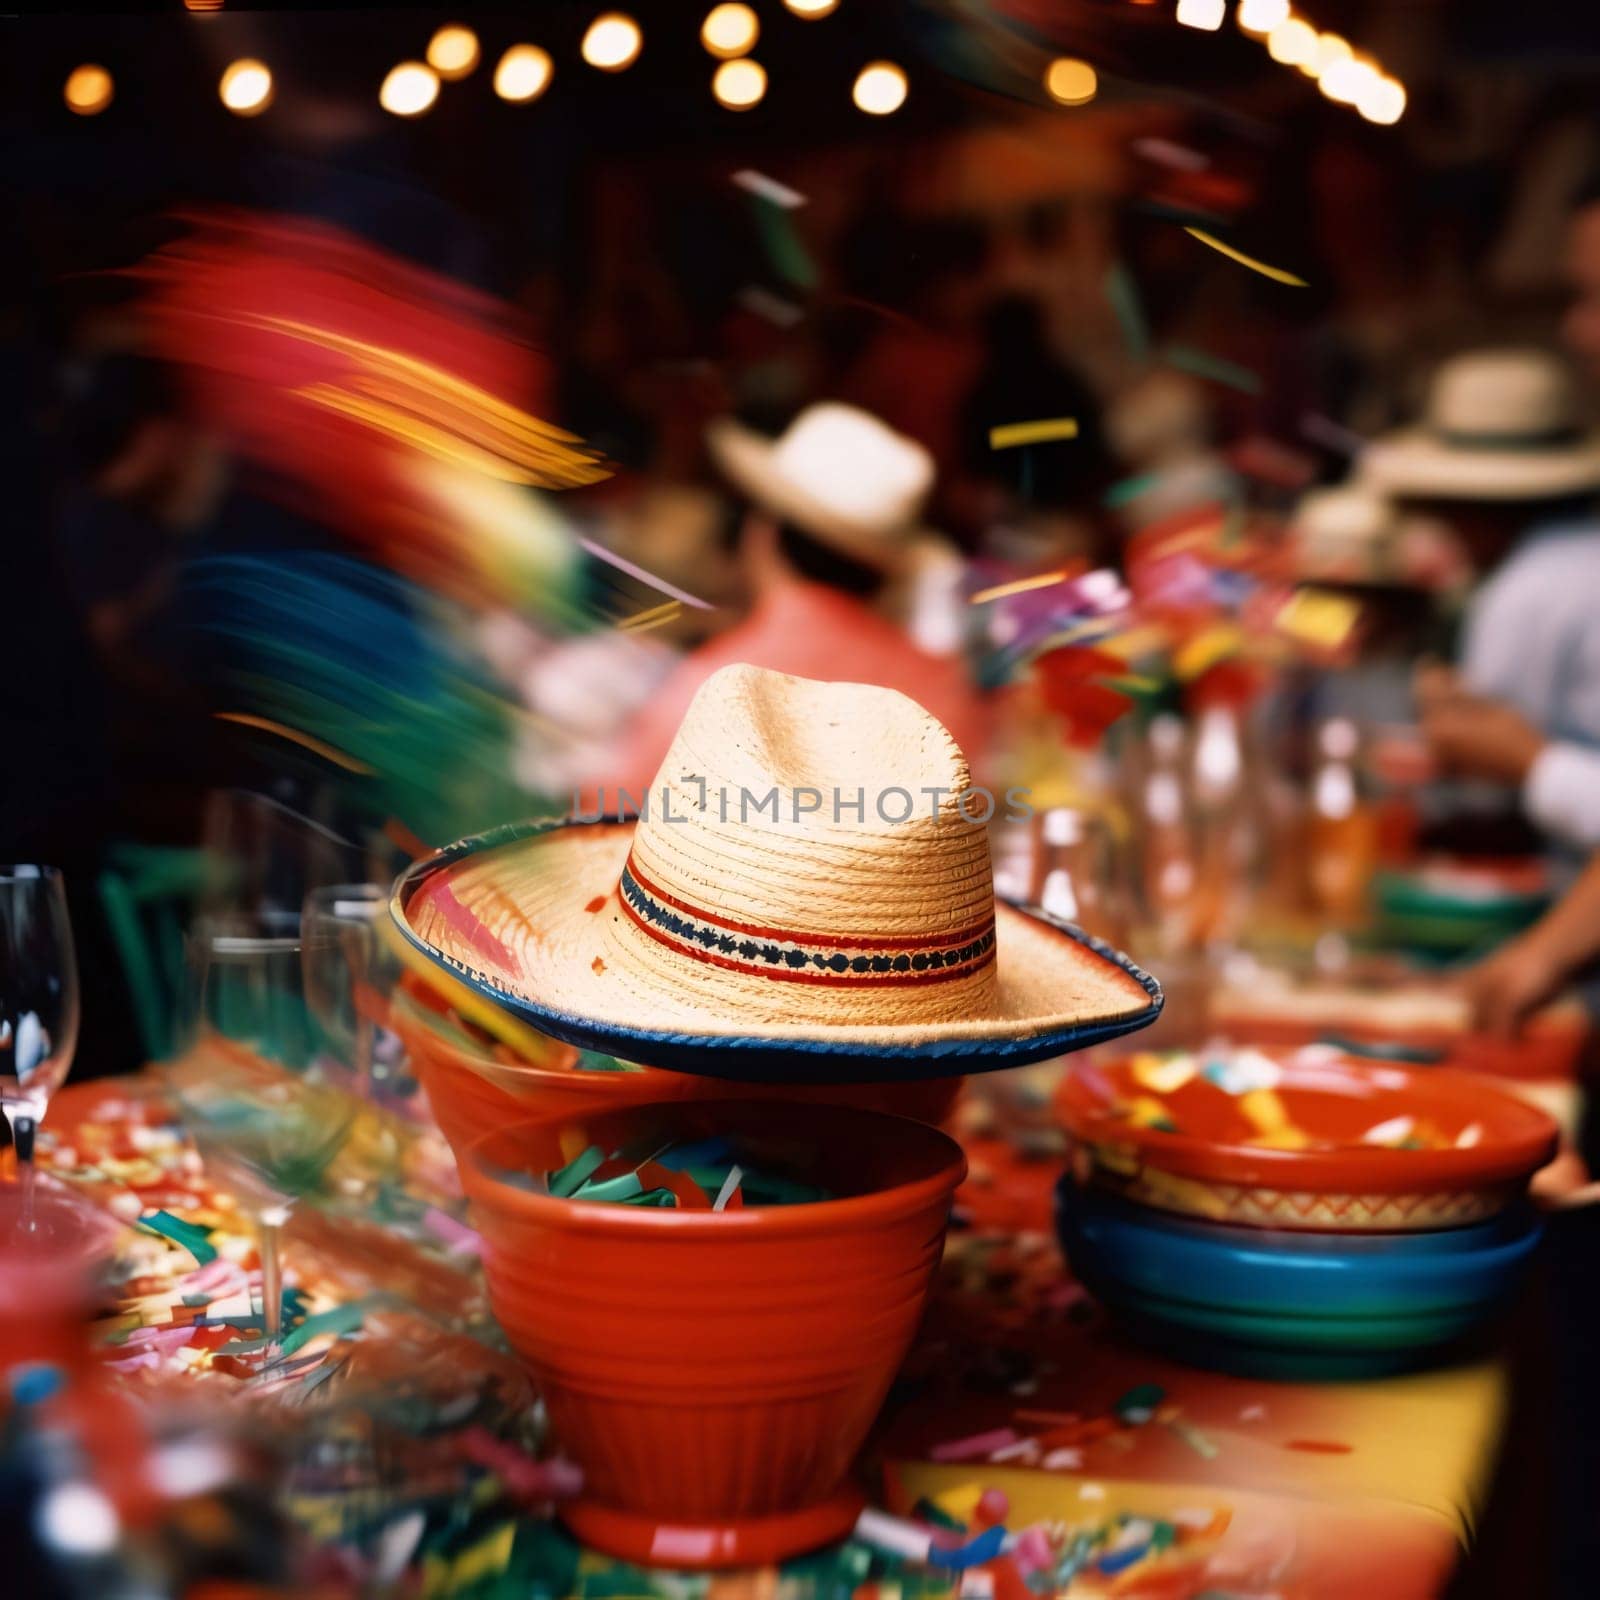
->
1359, 429, 1600, 501
390, 818, 1162, 1083
706, 418, 918, 573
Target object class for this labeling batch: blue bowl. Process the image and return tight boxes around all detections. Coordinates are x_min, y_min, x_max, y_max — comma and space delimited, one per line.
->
1054, 1178, 1542, 1379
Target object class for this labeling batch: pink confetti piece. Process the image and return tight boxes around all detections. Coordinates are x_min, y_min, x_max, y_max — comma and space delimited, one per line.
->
106, 1350, 165, 1374
123, 1325, 198, 1356
422, 1206, 483, 1256
577, 537, 713, 610
930, 1426, 1020, 1463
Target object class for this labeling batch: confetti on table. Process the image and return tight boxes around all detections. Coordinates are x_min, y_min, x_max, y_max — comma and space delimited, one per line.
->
1183, 227, 1309, 287
988, 417, 1079, 450
1286, 1437, 1353, 1454
1167, 1418, 1220, 1458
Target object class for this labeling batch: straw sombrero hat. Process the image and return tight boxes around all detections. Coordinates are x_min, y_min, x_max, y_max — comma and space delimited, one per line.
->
1359, 349, 1600, 502
706, 403, 933, 572
391, 665, 1161, 1081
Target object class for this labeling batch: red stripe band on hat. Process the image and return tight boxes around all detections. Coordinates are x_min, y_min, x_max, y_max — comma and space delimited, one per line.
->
624, 851, 994, 951
618, 859, 996, 987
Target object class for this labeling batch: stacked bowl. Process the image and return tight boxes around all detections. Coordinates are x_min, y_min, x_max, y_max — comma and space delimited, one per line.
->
394, 973, 965, 1163
1053, 1047, 1558, 1377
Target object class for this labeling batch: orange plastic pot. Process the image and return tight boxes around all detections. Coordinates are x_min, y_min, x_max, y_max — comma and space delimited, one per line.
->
395, 976, 964, 1163
461, 1098, 966, 1567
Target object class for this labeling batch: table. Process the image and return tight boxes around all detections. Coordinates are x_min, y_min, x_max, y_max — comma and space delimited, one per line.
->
24, 1075, 1520, 1598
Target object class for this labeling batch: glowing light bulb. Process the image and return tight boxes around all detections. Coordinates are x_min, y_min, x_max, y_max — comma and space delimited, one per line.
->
853, 60, 907, 116
1044, 57, 1097, 106
1359, 74, 1406, 125
582, 13, 643, 72
712, 56, 766, 109
380, 61, 440, 117
784, 0, 839, 15
427, 25, 480, 81
64, 64, 113, 116
494, 44, 553, 103
1266, 16, 1316, 65
1310, 32, 1351, 77
219, 58, 273, 116
1237, 0, 1290, 33
1176, 0, 1225, 31
702, 3, 758, 58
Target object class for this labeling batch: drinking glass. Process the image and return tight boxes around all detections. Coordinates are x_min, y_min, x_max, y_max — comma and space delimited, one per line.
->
0, 867, 79, 1229
301, 885, 402, 1103
168, 913, 354, 1361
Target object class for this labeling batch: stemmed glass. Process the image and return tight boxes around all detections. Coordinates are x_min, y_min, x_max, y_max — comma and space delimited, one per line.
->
168, 913, 354, 1362
0, 866, 80, 1230
301, 885, 401, 1104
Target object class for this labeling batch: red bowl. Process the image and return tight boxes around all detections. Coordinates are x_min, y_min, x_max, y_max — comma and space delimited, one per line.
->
461, 1098, 965, 1567
395, 975, 963, 1162
1056, 1052, 1559, 1232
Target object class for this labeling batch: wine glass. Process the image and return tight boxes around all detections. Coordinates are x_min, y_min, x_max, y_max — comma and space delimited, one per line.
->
301, 885, 402, 1104
0, 867, 80, 1230
168, 913, 354, 1362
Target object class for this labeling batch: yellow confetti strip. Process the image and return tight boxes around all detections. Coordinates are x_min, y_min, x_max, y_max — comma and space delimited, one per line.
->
617, 598, 684, 633
989, 417, 1080, 450
1275, 586, 1362, 650
1131, 1053, 1198, 1095
1183, 228, 1308, 287
213, 713, 375, 774
969, 567, 1078, 605
1174, 623, 1242, 680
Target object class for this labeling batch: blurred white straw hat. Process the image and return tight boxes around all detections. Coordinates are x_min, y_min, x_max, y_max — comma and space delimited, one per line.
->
707, 402, 934, 569
1360, 349, 1600, 501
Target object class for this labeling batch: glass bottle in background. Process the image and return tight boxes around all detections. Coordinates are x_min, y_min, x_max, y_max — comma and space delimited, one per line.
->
1131, 715, 1201, 958
1307, 717, 1380, 923
1189, 703, 1264, 950
0, 868, 79, 1229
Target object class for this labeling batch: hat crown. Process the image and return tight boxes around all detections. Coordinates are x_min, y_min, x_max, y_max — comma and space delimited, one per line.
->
620, 665, 997, 1025
1427, 349, 1581, 440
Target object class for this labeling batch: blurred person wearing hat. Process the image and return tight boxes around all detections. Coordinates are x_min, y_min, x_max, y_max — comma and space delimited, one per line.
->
604, 403, 986, 798
1361, 347, 1600, 853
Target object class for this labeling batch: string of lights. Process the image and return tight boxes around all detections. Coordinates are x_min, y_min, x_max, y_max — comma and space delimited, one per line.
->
59, 4, 1403, 129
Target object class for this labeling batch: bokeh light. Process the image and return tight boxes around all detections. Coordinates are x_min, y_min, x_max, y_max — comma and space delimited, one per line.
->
784, 0, 839, 15
380, 61, 441, 117
853, 61, 907, 116
219, 59, 273, 117
1176, 0, 1225, 31
426, 25, 481, 81
1321, 55, 1378, 106
702, 4, 759, 59
63, 64, 113, 116
1044, 58, 1098, 107
1311, 32, 1351, 78
582, 13, 643, 72
494, 44, 553, 103
1266, 17, 1317, 66
1359, 74, 1406, 125
1237, 0, 1290, 33
712, 57, 766, 110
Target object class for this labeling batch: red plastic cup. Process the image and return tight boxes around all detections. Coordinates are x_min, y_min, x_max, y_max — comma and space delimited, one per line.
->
461, 1098, 965, 1567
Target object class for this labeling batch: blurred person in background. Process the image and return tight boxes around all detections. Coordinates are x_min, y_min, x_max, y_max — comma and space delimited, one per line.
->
1360, 347, 1600, 861
604, 402, 986, 797
952, 293, 1114, 569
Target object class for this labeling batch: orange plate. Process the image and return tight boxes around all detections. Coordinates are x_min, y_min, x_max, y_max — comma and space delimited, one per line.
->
1055, 1055, 1559, 1232
461, 1098, 964, 1567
